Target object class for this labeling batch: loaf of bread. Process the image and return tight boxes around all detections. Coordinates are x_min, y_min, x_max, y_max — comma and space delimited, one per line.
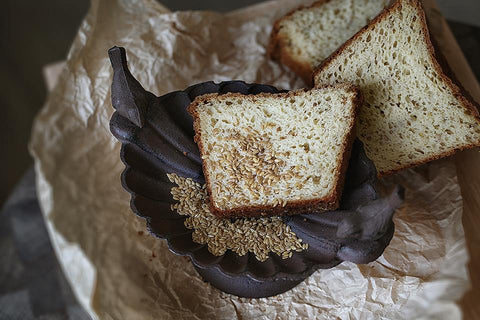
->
187, 85, 361, 218
268, 0, 389, 84
314, 0, 480, 176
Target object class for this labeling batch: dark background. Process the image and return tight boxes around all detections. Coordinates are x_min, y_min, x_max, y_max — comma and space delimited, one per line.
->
0, 0, 479, 319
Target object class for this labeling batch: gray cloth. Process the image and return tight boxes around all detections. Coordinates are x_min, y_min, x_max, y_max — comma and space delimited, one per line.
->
0, 168, 90, 320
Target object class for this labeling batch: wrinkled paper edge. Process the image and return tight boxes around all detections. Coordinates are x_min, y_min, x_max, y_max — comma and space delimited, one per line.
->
30, 0, 479, 318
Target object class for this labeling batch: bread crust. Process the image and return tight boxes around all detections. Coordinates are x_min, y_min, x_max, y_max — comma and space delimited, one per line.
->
313, 0, 480, 177
187, 84, 361, 219
267, 0, 332, 86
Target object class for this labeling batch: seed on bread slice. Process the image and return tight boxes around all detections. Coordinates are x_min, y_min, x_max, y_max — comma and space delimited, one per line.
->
187, 85, 361, 218
314, 0, 480, 176
268, 0, 389, 85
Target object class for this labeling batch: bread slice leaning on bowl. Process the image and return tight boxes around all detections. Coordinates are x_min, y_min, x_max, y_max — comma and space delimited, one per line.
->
313, 0, 480, 176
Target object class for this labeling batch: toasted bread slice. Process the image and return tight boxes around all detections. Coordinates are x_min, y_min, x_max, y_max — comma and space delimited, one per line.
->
187, 85, 361, 218
268, 0, 389, 85
314, 0, 480, 176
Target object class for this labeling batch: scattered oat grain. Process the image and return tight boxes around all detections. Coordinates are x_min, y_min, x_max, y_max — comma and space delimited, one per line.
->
167, 173, 307, 261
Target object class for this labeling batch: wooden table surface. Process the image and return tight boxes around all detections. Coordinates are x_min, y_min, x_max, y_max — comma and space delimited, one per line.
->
423, 1, 480, 318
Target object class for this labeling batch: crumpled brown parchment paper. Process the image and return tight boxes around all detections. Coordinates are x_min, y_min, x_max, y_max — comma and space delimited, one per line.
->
29, 0, 473, 319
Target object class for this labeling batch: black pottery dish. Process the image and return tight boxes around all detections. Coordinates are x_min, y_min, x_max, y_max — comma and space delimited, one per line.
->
108, 46, 404, 298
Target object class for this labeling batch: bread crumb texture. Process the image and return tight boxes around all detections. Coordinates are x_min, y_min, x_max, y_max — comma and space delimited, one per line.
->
191, 87, 357, 212
314, 0, 480, 175
275, 0, 388, 72
167, 173, 308, 261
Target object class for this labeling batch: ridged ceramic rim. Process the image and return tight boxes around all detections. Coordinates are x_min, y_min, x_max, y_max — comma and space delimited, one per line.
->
118, 81, 323, 282
108, 46, 401, 283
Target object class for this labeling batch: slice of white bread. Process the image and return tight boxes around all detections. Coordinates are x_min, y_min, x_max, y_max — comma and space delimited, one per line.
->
314, 0, 480, 176
268, 0, 389, 84
187, 85, 361, 218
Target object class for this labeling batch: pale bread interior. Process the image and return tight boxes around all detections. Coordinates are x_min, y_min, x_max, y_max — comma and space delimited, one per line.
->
191, 87, 358, 212
274, 0, 389, 74
314, 0, 480, 175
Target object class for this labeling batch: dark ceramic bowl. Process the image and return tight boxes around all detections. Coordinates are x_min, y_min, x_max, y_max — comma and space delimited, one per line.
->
108, 46, 404, 298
